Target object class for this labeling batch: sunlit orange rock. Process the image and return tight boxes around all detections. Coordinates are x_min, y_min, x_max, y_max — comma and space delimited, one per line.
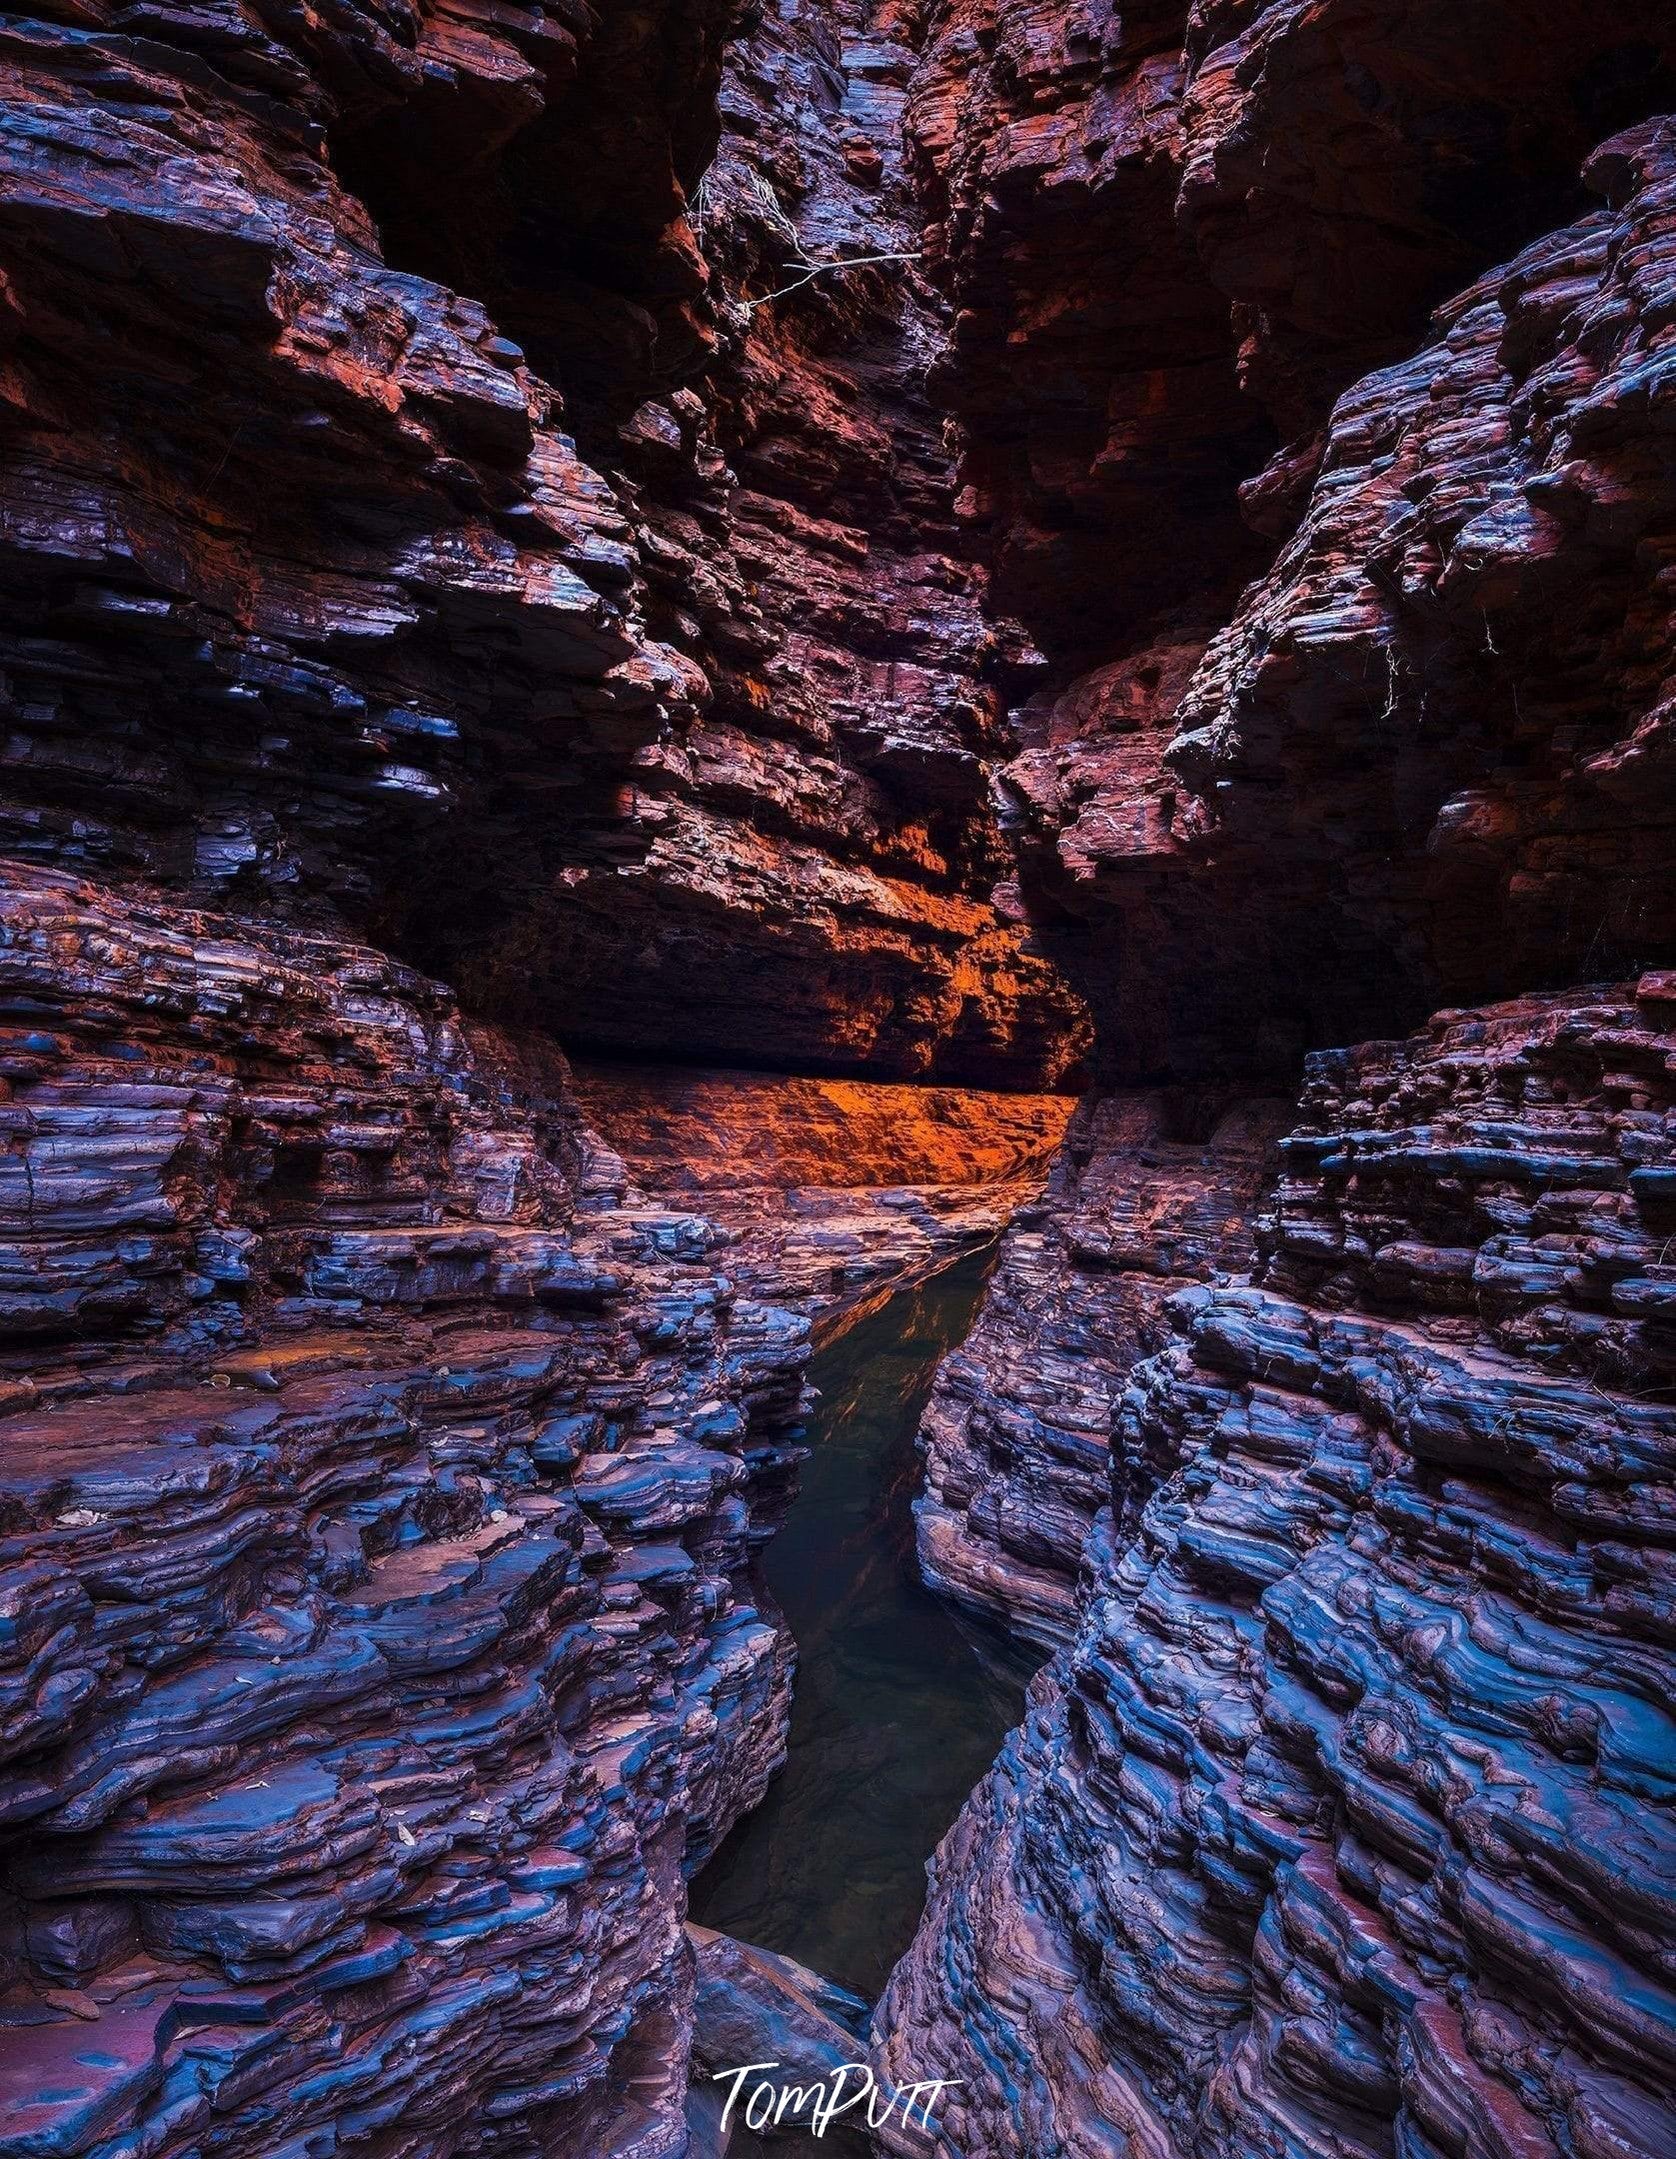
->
574, 1063, 1076, 1339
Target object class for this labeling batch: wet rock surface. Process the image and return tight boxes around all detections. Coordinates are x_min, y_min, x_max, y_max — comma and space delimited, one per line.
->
573, 1064, 1075, 1340
686, 1922, 870, 2142
0, 865, 814, 2156
871, 4, 1676, 2155
0, 0, 1083, 2147
915, 1089, 1287, 1647
879, 985, 1676, 2157
6, 0, 1676, 2148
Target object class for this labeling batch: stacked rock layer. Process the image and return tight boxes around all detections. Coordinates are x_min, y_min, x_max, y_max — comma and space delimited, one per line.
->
571, 1062, 1075, 1342
5, 0, 1676, 2152
872, 4, 1676, 2159
876, 5, 1676, 2158
881, 985, 1676, 2157
0, 865, 810, 2158
0, 0, 1084, 1088
0, 0, 1081, 2151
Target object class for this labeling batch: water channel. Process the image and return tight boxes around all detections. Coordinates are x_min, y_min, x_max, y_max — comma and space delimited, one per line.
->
690, 1251, 1039, 2000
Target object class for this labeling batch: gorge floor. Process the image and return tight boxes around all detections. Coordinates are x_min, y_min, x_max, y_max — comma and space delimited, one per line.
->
689, 1252, 1039, 2002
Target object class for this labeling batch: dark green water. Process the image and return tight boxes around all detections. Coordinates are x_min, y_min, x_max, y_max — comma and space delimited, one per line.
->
689, 1253, 1038, 1999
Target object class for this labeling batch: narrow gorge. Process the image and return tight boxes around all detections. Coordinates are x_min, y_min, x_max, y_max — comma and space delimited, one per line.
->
1, 2, 1673, 2157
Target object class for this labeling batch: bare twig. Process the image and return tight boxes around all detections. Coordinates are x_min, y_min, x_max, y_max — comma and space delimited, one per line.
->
742, 246, 923, 311
695, 162, 923, 312
206, 419, 246, 488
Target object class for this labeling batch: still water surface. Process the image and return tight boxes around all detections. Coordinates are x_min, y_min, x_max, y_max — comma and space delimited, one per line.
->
689, 1252, 1038, 1999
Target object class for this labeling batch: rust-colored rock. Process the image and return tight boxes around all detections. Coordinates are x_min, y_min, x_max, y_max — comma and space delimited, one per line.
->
571, 1066, 1075, 1195
0, 0, 1088, 2143
1178, 0, 1676, 445
914, 1088, 1286, 1645
0, 0, 1084, 1087
1108, 116, 1676, 1086
6, 0, 1676, 2151
394, 0, 1092, 1084
878, 985, 1676, 2159
575, 1063, 1076, 1340
872, 8, 1676, 2157
903, 0, 1271, 663
0, 865, 808, 2157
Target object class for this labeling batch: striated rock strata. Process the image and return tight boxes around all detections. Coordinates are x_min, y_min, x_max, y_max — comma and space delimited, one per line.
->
901, 0, 1674, 677
572, 1063, 1075, 1341
0, 0, 1085, 2149
0, 863, 810, 2157
683, 1921, 871, 2152
7, 0, 1676, 2149
873, 9, 1676, 2159
393, 0, 1091, 1083
915, 1088, 1286, 1647
880, 984, 1676, 2158
0, 0, 1083, 1085
1079, 113, 1676, 1086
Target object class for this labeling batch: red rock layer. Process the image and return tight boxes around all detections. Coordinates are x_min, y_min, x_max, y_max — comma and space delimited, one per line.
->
890, 0, 1676, 1644
8, 0, 1676, 2151
1090, 117, 1676, 1086
0, 0, 1083, 1086
382, 0, 1092, 1083
572, 1063, 1075, 1343
903, 0, 1671, 674
915, 1088, 1287, 1644
1178, 0, 1676, 460
0, 865, 809, 2157
902, 0, 1272, 664
569, 1066, 1074, 1192
0, 0, 1087, 2148
872, 8, 1676, 2157
910, 0, 1676, 1081
0, 10, 677, 916
879, 984, 1676, 2159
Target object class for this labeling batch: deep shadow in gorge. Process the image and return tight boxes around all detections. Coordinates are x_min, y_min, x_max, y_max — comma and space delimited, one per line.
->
868, 7, 1676, 2156
689, 1250, 1038, 1999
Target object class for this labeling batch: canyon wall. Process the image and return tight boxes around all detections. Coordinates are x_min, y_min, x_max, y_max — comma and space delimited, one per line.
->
879, 7, 1676, 2158
0, 1, 1078, 2152
572, 1062, 1073, 1340
5, 0, 1676, 2152
0, 867, 812, 2158
0, 0, 1085, 1088
883, 983, 1676, 2159
914, 1087, 1287, 1647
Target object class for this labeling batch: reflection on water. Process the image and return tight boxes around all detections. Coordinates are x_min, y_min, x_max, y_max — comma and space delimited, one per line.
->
689, 1252, 1039, 2000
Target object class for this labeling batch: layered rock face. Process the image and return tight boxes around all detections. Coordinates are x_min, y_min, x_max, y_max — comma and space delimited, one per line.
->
572, 1063, 1074, 1340
882, 987, 1676, 2157
0, 0, 1087, 2151
915, 1088, 1287, 1647
0, 0, 1083, 1086
901, 0, 1272, 664
0, 865, 810, 2158
389, 0, 1091, 1084
895, 0, 1676, 1642
0, 7, 682, 923
875, 7, 1676, 2158
919, 0, 1676, 1080
9, 0, 1676, 2152
1093, 113, 1676, 1085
